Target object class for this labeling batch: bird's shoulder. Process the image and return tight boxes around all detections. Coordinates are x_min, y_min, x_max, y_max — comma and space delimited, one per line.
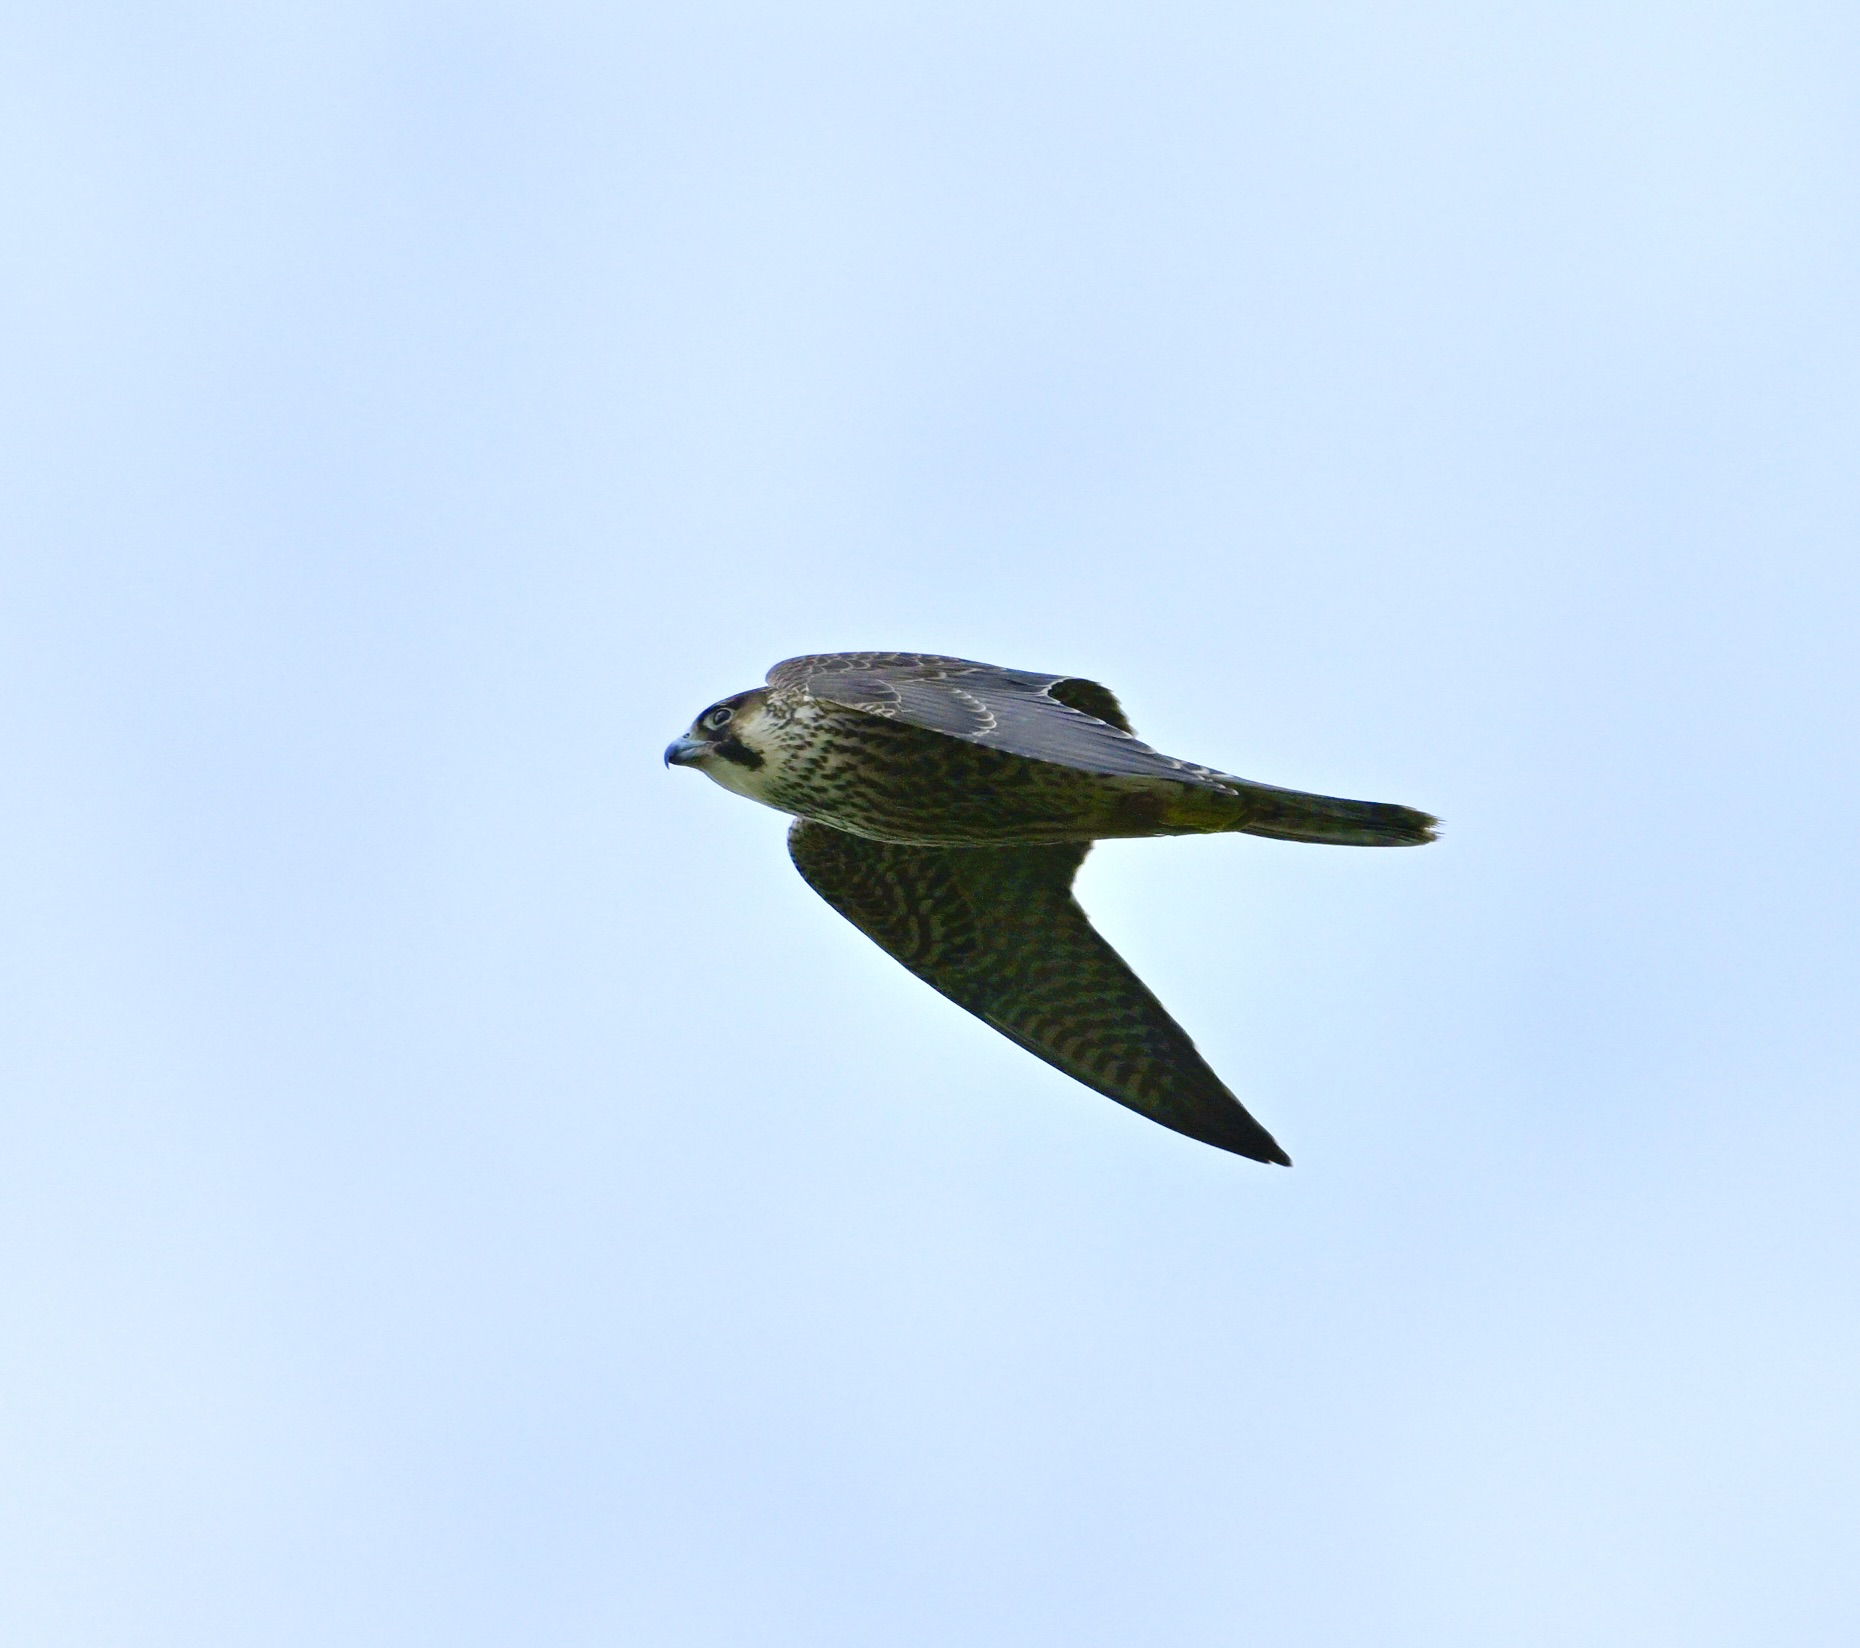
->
766, 652, 1226, 786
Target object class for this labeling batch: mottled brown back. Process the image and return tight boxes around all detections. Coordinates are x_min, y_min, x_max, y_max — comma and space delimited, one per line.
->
769, 652, 1438, 847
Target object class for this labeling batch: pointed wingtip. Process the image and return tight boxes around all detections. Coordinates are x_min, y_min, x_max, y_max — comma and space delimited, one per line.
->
1217, 1129, 1291, 1167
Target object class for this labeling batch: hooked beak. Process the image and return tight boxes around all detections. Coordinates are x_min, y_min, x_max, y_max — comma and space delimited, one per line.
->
663, 735, 707, 768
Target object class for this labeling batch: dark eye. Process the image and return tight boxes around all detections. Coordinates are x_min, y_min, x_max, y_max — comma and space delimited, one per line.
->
703, 705, 734, 730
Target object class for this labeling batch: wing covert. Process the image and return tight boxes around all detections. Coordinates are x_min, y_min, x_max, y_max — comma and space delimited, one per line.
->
768, 652, 1236, 787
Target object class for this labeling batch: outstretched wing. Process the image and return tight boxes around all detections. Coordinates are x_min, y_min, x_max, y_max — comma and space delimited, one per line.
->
767, 650, 1216, 786
788, 818, 1290, 1164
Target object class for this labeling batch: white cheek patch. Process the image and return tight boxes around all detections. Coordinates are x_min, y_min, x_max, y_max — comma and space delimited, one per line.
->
702, 757, 783, 809
697, 702, 788, 810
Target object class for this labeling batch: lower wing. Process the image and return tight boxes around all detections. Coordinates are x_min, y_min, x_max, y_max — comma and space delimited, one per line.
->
787, 819, 1289, 1164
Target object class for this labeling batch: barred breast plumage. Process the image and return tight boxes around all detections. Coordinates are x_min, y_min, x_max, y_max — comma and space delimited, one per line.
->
664, 651, 1437, 1165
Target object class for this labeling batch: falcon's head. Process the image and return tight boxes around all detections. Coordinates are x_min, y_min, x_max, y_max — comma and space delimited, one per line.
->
663, 689, 775, 797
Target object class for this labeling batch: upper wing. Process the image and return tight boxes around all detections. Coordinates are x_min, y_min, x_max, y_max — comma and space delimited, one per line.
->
788, 818, 1290, 1165
767, 651, 1229, 788
770, 652, 1440, 848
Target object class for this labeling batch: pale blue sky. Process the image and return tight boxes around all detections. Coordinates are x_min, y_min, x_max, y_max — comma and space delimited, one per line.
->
3, 4, 1857, 1644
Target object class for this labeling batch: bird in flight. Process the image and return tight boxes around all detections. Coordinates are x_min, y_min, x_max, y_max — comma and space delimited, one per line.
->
665, 652, 1436, 1165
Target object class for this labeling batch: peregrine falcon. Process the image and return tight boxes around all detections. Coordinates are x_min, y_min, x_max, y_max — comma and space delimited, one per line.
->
664, 652, 1436, 1165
